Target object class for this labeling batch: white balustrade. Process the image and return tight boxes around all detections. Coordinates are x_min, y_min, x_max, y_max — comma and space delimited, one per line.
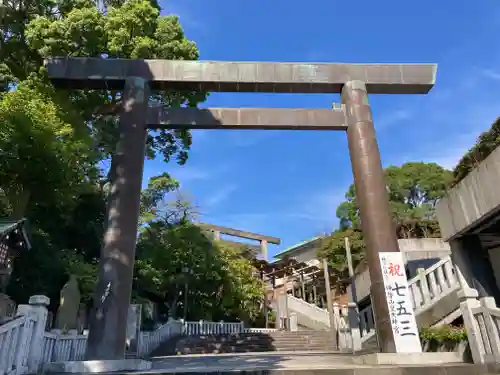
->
137, 320, 184, 356
460, 292, 500, 364
182, 320, 244, 336
352, 256, 460, 347
0, 315, 37, 375
0, 257, 470, 373
42, 332, 87, 362
244, 328, 277, 333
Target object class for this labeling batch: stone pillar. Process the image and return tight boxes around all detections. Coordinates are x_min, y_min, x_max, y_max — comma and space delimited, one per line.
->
289, 313, 298, 331
27, 295, 50, 372
451, 235, 500, 303
322, 258, 337, 349
126, 304, 142, 354
260, 239, 268, 261
457, 287, 485, 363
86, 77, 150, 360
347, 302, 362, 352
212, 230, 221, 241
342, 80, 400, 353
300, 271, 306, 300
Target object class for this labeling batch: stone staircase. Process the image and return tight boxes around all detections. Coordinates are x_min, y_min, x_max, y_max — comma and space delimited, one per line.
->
150, 330, 338, 355
275, 256, 462, 349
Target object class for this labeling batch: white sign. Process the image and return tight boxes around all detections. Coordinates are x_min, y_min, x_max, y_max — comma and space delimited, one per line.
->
379, 252, 422, 353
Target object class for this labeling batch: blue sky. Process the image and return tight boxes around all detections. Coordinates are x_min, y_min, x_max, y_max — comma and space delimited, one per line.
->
143, 0, 500, 258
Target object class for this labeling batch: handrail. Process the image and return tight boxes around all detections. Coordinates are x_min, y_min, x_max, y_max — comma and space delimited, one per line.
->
287, 294, 327, 315
407, 255, 452, 286
0, 314, 26, 334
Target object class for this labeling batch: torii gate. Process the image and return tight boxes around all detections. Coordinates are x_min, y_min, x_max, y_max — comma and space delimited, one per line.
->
196, 222, 281, 261
44, 57, 437, 359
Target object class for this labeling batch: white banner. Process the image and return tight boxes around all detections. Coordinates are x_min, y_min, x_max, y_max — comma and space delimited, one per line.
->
379, 252, 422, 353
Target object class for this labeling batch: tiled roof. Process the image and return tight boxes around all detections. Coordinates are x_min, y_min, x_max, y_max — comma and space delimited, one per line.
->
0, 221, 23, 236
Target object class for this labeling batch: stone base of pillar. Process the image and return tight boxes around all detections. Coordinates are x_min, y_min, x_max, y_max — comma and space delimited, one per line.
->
354, 352, 465, 365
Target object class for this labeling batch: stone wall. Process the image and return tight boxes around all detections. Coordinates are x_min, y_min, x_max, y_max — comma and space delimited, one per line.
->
437, 145, 500, 241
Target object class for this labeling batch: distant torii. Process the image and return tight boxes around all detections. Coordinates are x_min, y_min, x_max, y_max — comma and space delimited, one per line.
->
195, 222, 281, 261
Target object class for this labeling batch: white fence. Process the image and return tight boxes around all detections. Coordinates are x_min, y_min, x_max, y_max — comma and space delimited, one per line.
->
0, 295, 271, 375
460, 289, 500, 364
42, 332, 87, 362
0, 315, 37, 375
5, 255, 500, 373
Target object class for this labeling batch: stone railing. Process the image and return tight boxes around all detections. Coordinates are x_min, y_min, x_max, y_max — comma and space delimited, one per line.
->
460, 288, 500, 364
182, 320, 245, 336
42, 331, 88, 362
0, 295, 278, 374
0, 296, 47, 375
285, 294, 360, 351
358, 256, 460, 344
136, 320, 184, 356
286, 294, 331, 327
42, 320, 256, 362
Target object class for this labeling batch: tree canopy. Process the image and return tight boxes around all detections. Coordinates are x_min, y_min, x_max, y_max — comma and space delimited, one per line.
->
318, 162, 453, 287
452, 117, 500, 187
1, 0, 267, 327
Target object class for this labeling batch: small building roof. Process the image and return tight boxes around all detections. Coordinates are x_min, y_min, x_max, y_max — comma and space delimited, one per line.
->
0, 219, 31, 250
274, 236, 323, 260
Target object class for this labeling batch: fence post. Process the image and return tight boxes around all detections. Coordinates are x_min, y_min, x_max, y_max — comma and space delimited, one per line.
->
417, 268, 431, 305
332, 303, 340, 350
289, 313, 298, 332
479, 297, 500, 363
27, 295, 50, 372
458, 287, 485, 364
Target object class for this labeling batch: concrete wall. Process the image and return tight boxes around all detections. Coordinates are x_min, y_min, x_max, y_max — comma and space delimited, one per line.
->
291, 242, 320, 265
347, 238, 451, 303
436, 145, 500, 241
275, 239, 322, 265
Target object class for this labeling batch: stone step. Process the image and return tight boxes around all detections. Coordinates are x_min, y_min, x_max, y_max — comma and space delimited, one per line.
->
150, 331, 344, 356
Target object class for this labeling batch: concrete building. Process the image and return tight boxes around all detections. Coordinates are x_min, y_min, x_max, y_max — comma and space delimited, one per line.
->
274, 236, 452, 307
436, 144, 500, 304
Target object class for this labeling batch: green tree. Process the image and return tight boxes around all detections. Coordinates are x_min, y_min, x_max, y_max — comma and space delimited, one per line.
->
0, 81, 94, 219
135, 209, 264, 322
1, 0, 207, 311
336, 162, 452, 238
24, 0, 206, 164
452, 117, 500, 186
217, 241, 265, 323
317, 228, 364, 293
320, 162, 452, 283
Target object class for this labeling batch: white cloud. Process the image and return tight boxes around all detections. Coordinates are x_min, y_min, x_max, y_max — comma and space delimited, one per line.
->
482, 69, 500, 81
170, 166, 212, 183
375, 110, 412, 132
169, 162, 234, 185
204, 184, 238, 209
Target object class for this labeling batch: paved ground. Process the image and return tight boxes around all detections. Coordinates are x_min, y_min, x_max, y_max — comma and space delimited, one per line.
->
149, 352, 369, 372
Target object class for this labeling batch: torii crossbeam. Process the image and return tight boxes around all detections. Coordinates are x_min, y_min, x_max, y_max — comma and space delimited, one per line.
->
44, 57, 437, 360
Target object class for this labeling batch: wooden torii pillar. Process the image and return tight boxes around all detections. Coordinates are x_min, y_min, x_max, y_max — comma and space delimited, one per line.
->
45, 57, 436, 359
